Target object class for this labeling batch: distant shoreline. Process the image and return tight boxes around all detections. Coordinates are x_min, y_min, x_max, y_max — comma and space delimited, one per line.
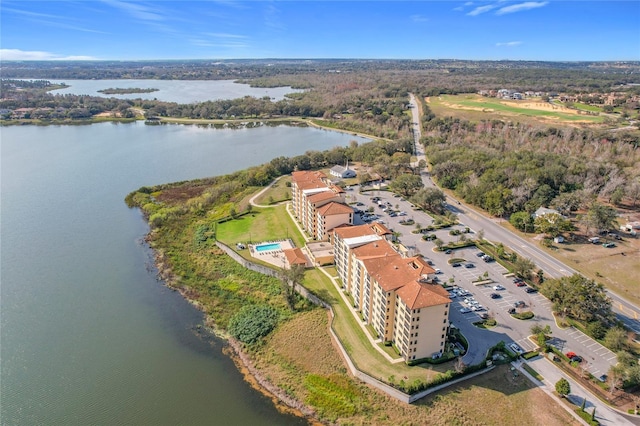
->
97, 87, 159, 94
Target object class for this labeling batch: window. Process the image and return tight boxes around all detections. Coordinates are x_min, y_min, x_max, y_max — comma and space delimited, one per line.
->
440, 342, 444, 346
443, 319, 446, 323
442, 334, 445, 339
442, 327, 446, 331
415, 333, 418, 337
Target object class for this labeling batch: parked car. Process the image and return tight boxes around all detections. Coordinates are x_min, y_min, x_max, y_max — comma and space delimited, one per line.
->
493, 285, 505, 291
571, 356, 583, 363
598, 374, 608, 383
490, 293, 501, 299
515, 281, 527, 287
509, 343, 524, 355
445, 249, 452, 254
479, 312, 489, 319
508, 307, 516, 314
452, 262, 462, 267
476, 252, 485, 257
434, 268, 442, 274
514, 300, 526, 308
482, 255, 494, 262
460, 307, 472, 314
524, 287, 538, 293
602, 242, 615, 248
464, 263, 474, 268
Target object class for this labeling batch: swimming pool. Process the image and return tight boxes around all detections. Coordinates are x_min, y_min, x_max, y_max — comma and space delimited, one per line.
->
255, 243, 281, 252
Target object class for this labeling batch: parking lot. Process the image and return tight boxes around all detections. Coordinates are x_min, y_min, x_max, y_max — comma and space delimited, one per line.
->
347, 186, 619, 374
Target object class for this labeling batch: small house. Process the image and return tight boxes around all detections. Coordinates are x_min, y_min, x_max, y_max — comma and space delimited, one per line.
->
330, 161, 356, 179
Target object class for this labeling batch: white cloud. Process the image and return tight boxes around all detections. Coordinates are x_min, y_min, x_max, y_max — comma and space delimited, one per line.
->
202, 32, 248, 39
496, 41, 523, 47
467, 4, 497, 16
496, 1, 548, 15
0, 49, 96, 61
411, 14, 429, 23
101, 0, 165, 22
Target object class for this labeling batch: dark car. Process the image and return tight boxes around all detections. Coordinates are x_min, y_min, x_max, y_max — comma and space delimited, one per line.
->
514, 300, 526, 308
464, 263, 474, 268
476, 252, 485, 257
452, 262, 462, 267
571, 356, 583, 363
445, 249, 452, 254
524, 287, 538, 293
490, 293, 501, 299
508, 307, 516, 314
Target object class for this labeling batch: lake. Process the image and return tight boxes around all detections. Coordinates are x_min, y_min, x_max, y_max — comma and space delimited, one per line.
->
0, 121, 369, 425
46, 79, 301, 103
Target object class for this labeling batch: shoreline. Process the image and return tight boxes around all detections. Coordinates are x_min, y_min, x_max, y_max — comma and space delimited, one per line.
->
147, 236, 322, 425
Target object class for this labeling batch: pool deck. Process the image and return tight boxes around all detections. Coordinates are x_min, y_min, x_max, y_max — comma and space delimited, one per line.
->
249, 239, 295, 268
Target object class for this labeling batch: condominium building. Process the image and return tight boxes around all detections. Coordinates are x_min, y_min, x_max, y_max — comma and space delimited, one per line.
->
333, 224, 451, 362
290, 170, 353, 240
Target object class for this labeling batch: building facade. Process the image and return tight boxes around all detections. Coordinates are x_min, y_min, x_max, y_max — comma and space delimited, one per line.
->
290, 170, 353, 240
333, 224, 451, 362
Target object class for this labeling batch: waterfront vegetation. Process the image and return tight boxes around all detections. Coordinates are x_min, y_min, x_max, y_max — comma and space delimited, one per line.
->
97, 87, 159, 94
6, 60, 640, 424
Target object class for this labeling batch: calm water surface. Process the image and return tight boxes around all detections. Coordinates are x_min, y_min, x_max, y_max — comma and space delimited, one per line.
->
47, 79, 301, 103
1, 121, 368, 425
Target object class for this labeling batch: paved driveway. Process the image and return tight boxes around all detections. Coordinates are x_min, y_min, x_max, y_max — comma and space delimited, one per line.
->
349, 186, 619, 376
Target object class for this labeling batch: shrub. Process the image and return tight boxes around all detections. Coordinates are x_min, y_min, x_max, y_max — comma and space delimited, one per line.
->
227, 304, 280, 344
555, 378, 570, 397
512, 311, 535, 320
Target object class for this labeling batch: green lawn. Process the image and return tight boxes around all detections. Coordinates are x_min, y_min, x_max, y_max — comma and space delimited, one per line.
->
216, 204, 306, 248
219, 199, 449, 386
435, 94, 604, 123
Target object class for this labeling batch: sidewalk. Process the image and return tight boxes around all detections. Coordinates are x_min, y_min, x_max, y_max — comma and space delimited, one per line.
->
522, 356, 635, 425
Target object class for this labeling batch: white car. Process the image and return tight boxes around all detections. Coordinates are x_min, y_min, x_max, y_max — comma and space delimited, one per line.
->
509, 343, 524, 355
434, 268, 442, 274
493, 285, 505, 291
460, 307, 472, 314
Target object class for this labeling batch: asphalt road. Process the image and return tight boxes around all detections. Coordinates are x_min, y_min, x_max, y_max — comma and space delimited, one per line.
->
407, 94, 640, 334
524, 356, 638, 425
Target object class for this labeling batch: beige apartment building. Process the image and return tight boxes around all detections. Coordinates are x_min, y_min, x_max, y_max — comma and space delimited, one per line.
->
290, 170, 353, 240
333, 224, 451, 362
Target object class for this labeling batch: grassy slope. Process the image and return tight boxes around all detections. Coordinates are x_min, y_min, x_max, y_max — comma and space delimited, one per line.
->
256, 309, 580, 425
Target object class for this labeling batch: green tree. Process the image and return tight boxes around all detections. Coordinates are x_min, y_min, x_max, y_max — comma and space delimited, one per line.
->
541, 274, 612, 323
581, 202, 618, 235
411, 187, 446, 214
513, 257, 536, 280
510, 211, 533, 232
389, 173, 424, 197
555, 378, 570, 397
227, 304, 280, 344
280, 264, 305, 310
534, 213, 573, 237
604, 327, 627, 351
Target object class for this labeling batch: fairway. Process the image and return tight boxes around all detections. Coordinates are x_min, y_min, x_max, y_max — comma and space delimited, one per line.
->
429, 94, 605, 124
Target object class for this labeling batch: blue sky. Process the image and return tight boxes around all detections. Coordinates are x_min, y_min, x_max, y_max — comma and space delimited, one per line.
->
1, 1, 639, 61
